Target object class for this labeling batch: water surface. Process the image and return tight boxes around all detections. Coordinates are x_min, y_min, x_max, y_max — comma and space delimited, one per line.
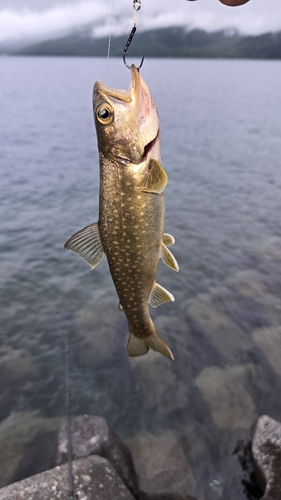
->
1, 56, 281, 499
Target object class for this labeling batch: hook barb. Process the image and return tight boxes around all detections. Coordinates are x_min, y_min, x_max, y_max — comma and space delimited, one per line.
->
123, 26, 145, 71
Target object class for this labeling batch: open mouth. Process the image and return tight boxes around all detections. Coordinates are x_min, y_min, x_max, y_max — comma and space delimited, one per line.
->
143, 130, 159, 160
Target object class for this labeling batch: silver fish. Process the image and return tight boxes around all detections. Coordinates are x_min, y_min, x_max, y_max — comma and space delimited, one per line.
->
65, 65, 179, 359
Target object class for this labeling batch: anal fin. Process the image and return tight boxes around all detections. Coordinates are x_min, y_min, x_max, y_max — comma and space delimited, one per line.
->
149, 282, 175, 308
161, 243, 179, 272
65, 222, 104, 269
163, 233, 175, 246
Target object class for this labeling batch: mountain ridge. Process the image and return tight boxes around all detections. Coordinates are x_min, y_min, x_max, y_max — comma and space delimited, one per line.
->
4, 27, 281, 59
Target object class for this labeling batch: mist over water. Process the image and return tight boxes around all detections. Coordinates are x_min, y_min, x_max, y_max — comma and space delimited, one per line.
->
1, 56, 281, 499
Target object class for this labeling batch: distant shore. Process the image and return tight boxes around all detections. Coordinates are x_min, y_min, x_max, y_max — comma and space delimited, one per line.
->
2, 27, 281, 59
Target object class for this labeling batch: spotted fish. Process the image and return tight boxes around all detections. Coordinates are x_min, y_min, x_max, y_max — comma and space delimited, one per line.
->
65, 65, 179, 359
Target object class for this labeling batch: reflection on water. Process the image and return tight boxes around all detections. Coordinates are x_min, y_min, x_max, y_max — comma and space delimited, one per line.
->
1, 57, 281, 499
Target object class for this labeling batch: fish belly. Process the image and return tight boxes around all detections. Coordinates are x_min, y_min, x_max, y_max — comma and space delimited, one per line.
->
99, 156, 164, 337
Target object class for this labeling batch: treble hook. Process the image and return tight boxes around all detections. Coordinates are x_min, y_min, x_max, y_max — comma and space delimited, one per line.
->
123, 0, 145, 70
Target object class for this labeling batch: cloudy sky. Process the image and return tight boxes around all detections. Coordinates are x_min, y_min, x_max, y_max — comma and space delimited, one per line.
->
0, 0, 280, 44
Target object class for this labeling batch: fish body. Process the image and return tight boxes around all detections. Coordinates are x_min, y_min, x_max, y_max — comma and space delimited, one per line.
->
65, 65, 178, 359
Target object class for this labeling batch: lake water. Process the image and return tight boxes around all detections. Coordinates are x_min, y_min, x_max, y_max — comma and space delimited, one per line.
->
1, 56, 281, 499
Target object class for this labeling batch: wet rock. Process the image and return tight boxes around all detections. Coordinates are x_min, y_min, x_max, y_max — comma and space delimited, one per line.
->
75, 297, 125, 365
195, 365, 258, 429
154, 315, 192, 352
252, 238, 281, 264
139, 493, 197, 500
0, 345, 40, 386
0, 412, 62, 488
252, 326, 281, 378
186, 288, 251, 363
57, 414, 138, 498
126, 431, 196, 496
225, 269, 267, 298
252, 415, 281, 500
0, 455, 135, 500
129, 349, 188, 414
248, 293, 281, 327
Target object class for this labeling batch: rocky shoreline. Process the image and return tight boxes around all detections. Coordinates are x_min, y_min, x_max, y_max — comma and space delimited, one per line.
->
0, 414, 280, 500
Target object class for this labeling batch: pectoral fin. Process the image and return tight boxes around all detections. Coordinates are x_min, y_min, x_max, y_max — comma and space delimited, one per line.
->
137, 159, 168, 194
149, 282, 175, 308
65, 222, 104, 269
161, 243, 179, 272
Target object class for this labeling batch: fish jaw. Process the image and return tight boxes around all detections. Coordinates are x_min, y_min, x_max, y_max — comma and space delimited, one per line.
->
93, 65, 160, 164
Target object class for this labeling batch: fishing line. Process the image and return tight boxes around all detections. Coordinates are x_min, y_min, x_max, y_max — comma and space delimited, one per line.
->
65, 330, 75, 499
105, 0, 115, 81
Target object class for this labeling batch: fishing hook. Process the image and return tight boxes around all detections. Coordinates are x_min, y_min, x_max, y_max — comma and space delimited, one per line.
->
123, 0, 144, 70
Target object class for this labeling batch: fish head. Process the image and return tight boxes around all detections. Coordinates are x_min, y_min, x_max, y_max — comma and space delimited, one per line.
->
93, 65, 160, 165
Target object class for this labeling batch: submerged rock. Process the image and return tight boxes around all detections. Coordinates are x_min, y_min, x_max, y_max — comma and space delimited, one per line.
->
0, 455, 135, 500
195, 365, 257, 429
129, 349, 188, 414
186, 288, 251, 364
75, 298, 125, 365
0, 412, 62, 488
252, 415, 281, 500
252, 238, 281, 264
252, 326, 281, 379
0, 345, 40, 386
225, 269, 268, 298
126, 431, 196, 496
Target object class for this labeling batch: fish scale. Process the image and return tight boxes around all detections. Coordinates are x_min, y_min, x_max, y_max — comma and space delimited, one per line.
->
99, 154, 164, 338
65, 65, 179, 359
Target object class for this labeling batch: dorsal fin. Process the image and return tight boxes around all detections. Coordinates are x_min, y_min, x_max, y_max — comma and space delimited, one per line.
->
137, 159, 168, 194
65, 222, 104, 270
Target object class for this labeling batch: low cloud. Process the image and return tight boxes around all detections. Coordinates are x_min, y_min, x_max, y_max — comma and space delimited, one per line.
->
0, 1, 110, 42
1, 0, 281, 44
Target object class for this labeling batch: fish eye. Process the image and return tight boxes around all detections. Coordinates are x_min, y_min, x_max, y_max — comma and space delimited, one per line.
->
96, 104, 113, 124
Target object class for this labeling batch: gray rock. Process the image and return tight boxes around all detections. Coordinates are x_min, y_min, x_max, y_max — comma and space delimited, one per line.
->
0, 345, 40, 386
225, 269, 268, 298
75, 298, 125, 365
252, 415, 281, 500
195, 365, 258, 429
57, 415, 138, 498
126, 431, 196, 496
0, 455, 135, 500
185, 287, 251, 364
129, 349, 188, 414
139, 493, 197, 500
252, 326, 281, 378
247, 293, 281, 327
0, 412, 62, 488
251, 238, 281, 264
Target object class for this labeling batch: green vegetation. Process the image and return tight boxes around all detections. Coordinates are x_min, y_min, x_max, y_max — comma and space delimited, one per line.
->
7, 27, 281, 59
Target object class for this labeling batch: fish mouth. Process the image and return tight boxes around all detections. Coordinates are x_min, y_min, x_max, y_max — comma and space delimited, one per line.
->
94, 65, 159, 164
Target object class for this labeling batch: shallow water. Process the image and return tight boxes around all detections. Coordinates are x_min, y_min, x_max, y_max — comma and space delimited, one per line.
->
1, 56, 281, 498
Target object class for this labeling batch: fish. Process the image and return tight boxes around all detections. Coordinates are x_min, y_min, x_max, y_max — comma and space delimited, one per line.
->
65, 64, 179, 360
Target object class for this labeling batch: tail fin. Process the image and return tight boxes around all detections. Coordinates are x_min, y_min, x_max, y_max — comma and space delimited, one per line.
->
127, 325, 174, 360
